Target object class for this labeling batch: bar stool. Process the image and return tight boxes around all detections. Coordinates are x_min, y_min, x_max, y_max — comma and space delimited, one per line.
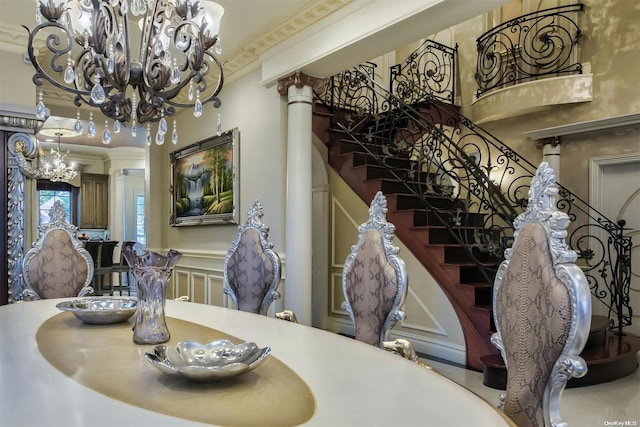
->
111, 241, 135, 296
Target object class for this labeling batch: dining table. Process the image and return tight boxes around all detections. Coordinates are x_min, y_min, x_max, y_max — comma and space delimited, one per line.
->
0, 298, 513, 426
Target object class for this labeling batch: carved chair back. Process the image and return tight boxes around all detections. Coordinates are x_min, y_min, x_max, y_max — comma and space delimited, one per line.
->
342, 191, 408, 347
223, 200, 281, 315
491, 162, 591, 427
21, 200, 94, 300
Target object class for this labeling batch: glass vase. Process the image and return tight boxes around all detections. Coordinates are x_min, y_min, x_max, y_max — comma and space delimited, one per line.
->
123, 247, 182, 345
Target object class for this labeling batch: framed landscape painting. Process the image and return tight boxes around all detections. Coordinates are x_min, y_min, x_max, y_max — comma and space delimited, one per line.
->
169, 128, 239, 226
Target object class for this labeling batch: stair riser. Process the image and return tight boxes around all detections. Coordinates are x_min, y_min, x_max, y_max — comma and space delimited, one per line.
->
444, 246, 502, 265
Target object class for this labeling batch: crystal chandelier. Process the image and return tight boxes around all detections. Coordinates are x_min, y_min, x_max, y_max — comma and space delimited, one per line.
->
40, 133, 78, 182
25, 0, 225, 146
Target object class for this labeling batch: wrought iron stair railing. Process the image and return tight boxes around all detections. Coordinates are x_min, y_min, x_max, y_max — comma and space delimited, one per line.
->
316, 65, 632, 335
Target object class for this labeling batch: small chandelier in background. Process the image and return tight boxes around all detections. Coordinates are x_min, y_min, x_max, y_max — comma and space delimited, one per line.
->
25, 0, 225, 146
40, 133, 78, 182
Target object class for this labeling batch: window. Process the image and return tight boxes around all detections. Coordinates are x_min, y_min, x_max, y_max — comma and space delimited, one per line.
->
135, 193, 146, 245
37, 181, 77, 225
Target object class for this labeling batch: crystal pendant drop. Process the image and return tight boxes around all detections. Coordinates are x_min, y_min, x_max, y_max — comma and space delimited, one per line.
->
159, 116, 167, 135
154, 40, 163, 56
110, 0, 118, 5
102, 121, 111, 144
91, 72, 106, 104
145, 124, 151, 146
107, 56, 115, 74
131, 0, 140, 15
118, 23, 125, 46
64, 65, 75, 84
170, 60, 180, 84
188, 82, 194, 101
64, 55, 75, 84
36, 91, 46, 120
155, 130, 164, 145
215, 38, 222, 55
194, 88, 202, 118
113, 105, 121, 133
121, 0, 128, 15
35, 5, 42, 25
216, 113, 222, 136
131, 121, 137, 137
88, 113, 96, 138
107, 44, 115, 74
172, 120, 178, 144
74, 111, 84, 133
138, 0, 147, 15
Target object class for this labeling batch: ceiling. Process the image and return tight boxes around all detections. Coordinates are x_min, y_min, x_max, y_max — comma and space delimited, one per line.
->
0, 0, 345, 153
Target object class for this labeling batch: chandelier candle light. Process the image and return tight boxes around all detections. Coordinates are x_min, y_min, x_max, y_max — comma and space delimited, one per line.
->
25, 0, 225, 146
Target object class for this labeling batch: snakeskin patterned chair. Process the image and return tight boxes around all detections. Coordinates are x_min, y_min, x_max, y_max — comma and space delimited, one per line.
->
342, 191, 408, 348
491, 162, 591, 427
21, 200, 94, 300
223, 200, 281, 315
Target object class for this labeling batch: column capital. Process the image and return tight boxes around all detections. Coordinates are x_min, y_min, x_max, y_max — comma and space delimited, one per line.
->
534, 136, 561, 149
0, 111, 44, 134
277, 71, 325, 96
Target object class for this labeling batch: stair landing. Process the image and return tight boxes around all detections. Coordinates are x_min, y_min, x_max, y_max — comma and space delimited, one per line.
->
480, 316, 640, 389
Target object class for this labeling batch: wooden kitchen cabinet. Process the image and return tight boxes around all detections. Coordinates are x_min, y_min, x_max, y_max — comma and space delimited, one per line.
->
80, 173, 109, 229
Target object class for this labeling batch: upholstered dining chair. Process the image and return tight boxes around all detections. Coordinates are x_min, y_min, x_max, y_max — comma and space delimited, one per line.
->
21, 200, 94, 300
341, 191, 408, 348
223, 200, 281, 315
491, 162, 591, 427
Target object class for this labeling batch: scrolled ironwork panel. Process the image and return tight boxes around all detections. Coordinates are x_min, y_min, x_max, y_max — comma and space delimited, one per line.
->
475, 4, 584, 97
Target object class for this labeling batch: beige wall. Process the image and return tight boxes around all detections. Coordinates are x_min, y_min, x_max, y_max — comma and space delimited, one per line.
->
0, 50, 35, 109
150, 68, 289, 311
452, 0, 640, 203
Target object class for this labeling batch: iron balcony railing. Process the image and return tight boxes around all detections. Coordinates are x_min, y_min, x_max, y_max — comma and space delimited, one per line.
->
315, 65, 632, 335
475, 4, 584, 97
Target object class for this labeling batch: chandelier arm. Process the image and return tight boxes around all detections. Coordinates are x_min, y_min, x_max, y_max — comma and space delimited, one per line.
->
24, 24, 90, 99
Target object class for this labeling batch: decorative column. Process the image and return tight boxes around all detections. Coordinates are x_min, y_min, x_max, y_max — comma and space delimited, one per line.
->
534, 136, 561, 181
277, 71, 325, 325
5, 128, 43, 302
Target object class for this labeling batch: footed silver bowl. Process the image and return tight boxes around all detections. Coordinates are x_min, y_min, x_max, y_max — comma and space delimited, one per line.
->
144, 339, 271, 382
56, 297, 138, 324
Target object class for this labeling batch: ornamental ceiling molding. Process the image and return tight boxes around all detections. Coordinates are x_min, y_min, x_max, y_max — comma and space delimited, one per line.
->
0, 23, 44, 55
0, 0, 351, 83
224, 0, 352, 78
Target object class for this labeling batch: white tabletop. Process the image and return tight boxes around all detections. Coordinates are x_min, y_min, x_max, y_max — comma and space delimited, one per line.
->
0, 299, 511, 427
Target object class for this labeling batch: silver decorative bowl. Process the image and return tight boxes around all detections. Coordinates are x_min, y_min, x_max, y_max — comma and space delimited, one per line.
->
144, 339, 271, 382
56, 297, 138, 324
